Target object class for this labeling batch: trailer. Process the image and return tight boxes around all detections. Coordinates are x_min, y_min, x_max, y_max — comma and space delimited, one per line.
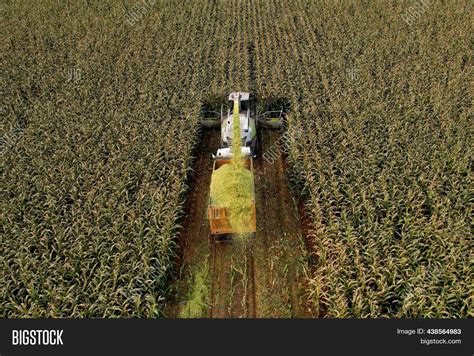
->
208, 157, 256, 235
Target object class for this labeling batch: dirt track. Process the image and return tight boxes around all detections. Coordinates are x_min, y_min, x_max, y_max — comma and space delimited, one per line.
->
166, 128, 311, 318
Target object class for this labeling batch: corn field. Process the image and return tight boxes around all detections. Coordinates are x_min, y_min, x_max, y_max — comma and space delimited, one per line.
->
2, 0, 472, 317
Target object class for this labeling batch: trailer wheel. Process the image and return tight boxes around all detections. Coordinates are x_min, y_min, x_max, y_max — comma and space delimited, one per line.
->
216, 234, 231, 242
